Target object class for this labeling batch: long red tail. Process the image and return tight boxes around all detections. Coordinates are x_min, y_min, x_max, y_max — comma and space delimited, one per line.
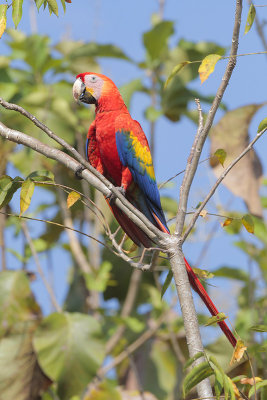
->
153, 212, 237, 347
108, 203, 237, 347
184, 258, 237, 347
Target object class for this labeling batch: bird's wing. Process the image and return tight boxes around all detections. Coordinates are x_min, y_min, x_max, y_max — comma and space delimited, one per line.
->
115, 115, 168, 232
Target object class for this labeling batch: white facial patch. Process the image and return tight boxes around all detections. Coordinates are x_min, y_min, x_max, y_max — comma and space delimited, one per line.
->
83, 74, 104, 101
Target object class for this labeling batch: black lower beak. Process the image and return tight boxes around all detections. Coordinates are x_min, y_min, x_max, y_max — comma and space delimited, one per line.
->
79, 86, 96, 104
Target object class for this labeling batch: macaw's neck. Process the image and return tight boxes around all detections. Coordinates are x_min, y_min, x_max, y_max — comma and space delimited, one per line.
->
95, 90, 128, 114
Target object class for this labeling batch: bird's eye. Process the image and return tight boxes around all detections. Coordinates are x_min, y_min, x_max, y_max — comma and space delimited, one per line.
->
90, 76, 97, 82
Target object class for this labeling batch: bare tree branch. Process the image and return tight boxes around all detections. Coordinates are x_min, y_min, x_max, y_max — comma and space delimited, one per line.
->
98, 311, 168, 378
0, 121, 167, 244
170, 1, 243, 398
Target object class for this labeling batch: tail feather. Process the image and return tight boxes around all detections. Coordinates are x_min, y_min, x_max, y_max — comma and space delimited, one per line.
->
107, 201, 151, 248
152, 211, 236, 347
184, 258, 237, 347
107, 195, 237, 348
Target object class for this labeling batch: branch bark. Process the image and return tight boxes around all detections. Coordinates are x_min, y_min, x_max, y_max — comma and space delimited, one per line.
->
171, 1, 243, 398
0, 121, 168, 246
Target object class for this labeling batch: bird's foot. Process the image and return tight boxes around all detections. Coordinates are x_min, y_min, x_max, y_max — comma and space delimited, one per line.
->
75, 165, 86, 180
106, 186, 126, 205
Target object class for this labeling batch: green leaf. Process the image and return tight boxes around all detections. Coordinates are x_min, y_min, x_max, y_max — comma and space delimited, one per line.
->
183, 361, 214, 397
0, 175, 22, 209
20, 179, 35, 215
214, 148, 227, 167
35, 0, 46, 10
47, 0, 58, 16
143, 21, 174, 61
26, 170, 55, 182
84, 261, 113, 292
0, 270, 40, 335
213, 266, 248, 281
161, 269, 173, 299
244, 4, 256, 34
164, 61, 191, 88
193, 267, 214, 279
183, 351, 205, 370
119, 78, 144, 109
60, 0, 66, 12
0, 4, 7, 38
25, 237, 53, 257
12, 0, 24, 28
241, 214, 254, 234
248, 380, 267, 399
33, 312, 105, 400
209, 355, 233, 400
249, 324, 267, 332
122, 316, 145, 333
144, 106, 163, 122
214, 368, 224, 400
198, 54, 221, 83
205, 312, 227, 326
69, 42, 130, 60
257, 117, 267, 133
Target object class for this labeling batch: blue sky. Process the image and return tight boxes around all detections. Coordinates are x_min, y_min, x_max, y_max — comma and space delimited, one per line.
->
1, 0, 267, 323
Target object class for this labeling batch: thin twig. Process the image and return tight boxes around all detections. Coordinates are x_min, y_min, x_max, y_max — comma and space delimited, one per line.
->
170, 2, 243, 399
56, 184, 92, 274
175, 99, 204, 236
0, 121, 167, 244
127, 351, 145, 399
0, 101, 167, 243
21, 221, 61, 312
98, 311, 168, 378
158, 157, 211, 189
183, 126, 267, 242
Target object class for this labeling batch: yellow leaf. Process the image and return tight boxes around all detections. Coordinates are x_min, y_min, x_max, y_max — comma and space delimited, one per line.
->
230, 339, 247, 365
257, 117, 267, 133
223, 217, 233, 227
0, 5, 7, 39
193, 267, 214, 279
164, 61, 191, 88
205, 312, 227, 326
67, 191, 81, 208
214, 148, 227, 167
244, 4, 256, 35
240, 377, 262, 385
199, 209, 208, 218
241, 214, 254, 234
20, 179, 35, 215
198, 54, 221, 84
232, 381, 242, 399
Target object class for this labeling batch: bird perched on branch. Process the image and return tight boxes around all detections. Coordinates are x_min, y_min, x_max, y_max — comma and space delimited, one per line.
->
73, 72, 237, 348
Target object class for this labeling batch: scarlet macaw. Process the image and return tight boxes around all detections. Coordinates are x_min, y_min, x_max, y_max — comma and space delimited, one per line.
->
73, 72, 236, 348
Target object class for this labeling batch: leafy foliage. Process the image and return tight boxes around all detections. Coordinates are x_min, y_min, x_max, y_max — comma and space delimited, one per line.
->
0, 4, 267, 399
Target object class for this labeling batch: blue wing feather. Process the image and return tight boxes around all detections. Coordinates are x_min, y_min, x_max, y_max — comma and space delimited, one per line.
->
116, 127, 169, 232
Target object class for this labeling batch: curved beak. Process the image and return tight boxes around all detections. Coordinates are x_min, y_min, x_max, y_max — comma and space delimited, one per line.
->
73, 79, 96, 105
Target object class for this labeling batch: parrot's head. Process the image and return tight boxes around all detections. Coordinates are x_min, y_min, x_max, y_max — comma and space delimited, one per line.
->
73, 72, 125, 111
